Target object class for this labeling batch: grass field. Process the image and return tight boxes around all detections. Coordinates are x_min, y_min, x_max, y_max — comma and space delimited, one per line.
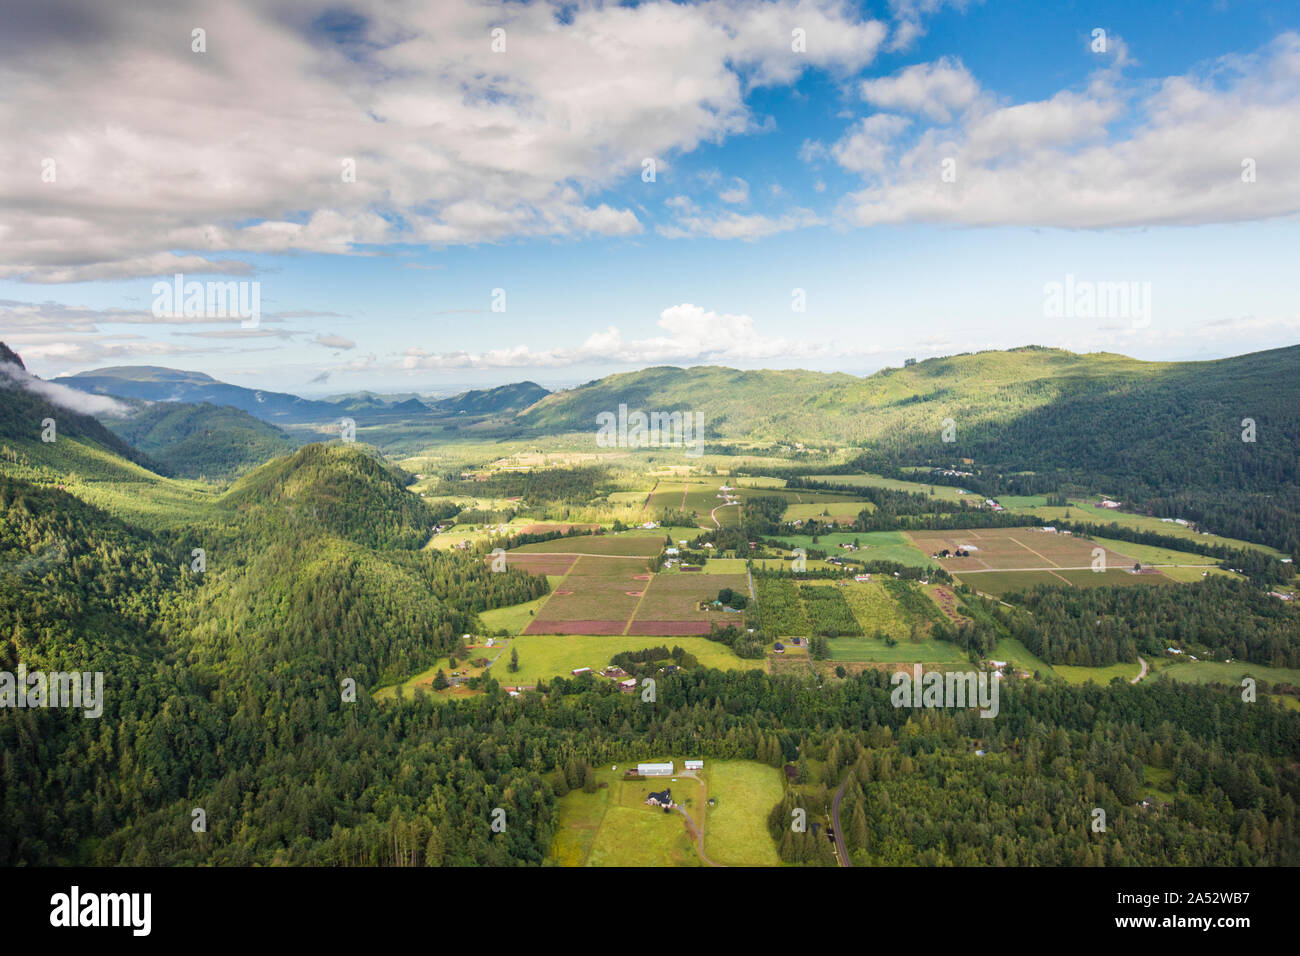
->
1004, 499, 1286, 557
825, 634, 967, 663
1088, 536, 1218, 567
703, 558, 748, 574
962, 567, 1175, 595
804, 473, 970, 501
551, 761, 782, 867
783, 501, 869, 523
1155, 660, 1300, 687
702, 761, 784, 866
497, 634, 763, 686
478, 594, 550, 635
628, 573, 741, 633
767, 531, 932, 568
1053, 660, 1143, 685
992, 637, 1056, 677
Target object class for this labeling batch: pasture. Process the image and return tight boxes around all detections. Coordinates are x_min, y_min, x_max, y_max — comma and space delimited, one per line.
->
768, 531, 932, 568
498, 634, 762, 686
702, 761, 785, 867
510, 532, 665, 557
628, 573, 742, 635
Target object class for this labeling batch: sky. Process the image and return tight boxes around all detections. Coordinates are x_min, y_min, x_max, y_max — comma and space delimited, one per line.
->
1, 0, 1298, 396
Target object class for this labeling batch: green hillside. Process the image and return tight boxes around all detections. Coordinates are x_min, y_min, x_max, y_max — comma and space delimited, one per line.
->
107, 401, 297, 479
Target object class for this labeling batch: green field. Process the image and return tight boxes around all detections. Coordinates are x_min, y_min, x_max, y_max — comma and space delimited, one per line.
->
805, 473, 970, 501
960, 567, 1175, 595
702, 761, 785, 867
497, 634, 762, 686
1005, 500, 1286, 557
1053, 660, 1143, 685
841, 580, 910, 639
1088, 536, 1218, 567
550, 761, 782, 867
702, 558, 749, 574
825, 634, 967, 663
478, 594, 550, 635
992, 637, 1056, 677
784, 501, 870, 522
1156, 660, 1300, 688
766, 531, 932, 568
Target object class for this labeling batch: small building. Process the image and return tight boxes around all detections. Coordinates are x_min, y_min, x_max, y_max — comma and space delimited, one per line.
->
638, 762, 674, 777
685, 759, 703, 771
571, 667, 592, 676
619, 678, 637, 691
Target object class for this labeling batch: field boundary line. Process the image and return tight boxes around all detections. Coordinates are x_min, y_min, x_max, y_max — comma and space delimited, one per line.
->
1008, 535, 1060, 568
622, 571, 657, 635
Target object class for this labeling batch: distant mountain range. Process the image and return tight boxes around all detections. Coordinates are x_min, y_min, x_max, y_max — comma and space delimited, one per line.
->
51, 365, 550, 424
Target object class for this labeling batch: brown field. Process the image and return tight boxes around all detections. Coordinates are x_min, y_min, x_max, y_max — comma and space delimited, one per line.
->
626, 572, 744, 635
525, 555, 650, 634
517, 523, 600, 535
502, 553, 579, 577
908, 527, 1131, 573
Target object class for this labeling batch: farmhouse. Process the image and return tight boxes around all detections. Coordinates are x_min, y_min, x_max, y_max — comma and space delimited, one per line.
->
638, 762, 674, 776
645, 789, 674, 808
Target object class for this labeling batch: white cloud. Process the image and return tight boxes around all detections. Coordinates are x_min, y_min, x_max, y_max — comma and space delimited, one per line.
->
397, 302, 833, 369
0, 0, 888, 282
830, 114, 911, 174
859, 56, 978, 121
841, 33, 1300, 228
0, 361, 131, 417
719, 178, 750, 203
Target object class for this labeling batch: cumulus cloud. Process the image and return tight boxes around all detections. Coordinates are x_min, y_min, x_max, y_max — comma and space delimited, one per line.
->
397, 302, 833, 369
859, 56, 978, 121
839, 33, 1300, 228
0, 0, 888, 282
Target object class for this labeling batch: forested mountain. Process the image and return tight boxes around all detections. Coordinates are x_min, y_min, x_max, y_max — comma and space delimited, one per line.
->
0, 345, 159, 473
106, 401, 297, 479
521, 345, 1300, 553
431, 381, 549, 415
51, 365, 345, 424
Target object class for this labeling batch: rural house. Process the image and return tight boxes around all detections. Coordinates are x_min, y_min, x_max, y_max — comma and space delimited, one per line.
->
645, 789, 674, 808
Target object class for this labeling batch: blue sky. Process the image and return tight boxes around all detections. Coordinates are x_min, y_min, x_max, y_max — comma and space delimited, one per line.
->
2, 0, 1298, 394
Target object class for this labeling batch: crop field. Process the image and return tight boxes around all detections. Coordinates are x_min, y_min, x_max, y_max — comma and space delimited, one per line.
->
628, 573, 742, 635
525, 555, 652, 633
499, 552, 579, 576
910, 527, 1133, 573
841, 579, 911, 638
702, 558, 748, 574
798, 582, 863, 635
511, 532, 665, 557
754, 578, 809, 635
964, 567, 1175, 596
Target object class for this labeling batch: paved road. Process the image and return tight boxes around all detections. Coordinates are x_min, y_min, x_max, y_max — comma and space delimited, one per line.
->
830, 775, 852, 868
1131, 655, 1148, 684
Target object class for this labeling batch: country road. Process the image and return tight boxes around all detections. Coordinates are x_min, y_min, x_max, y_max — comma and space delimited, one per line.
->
831, 775, 852, 867
677, 771, 724, 867
1131, 655, 1148, 684
710, 500, 739, 528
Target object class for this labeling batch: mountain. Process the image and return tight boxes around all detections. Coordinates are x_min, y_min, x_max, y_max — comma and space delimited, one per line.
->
52, 366, 344, 424
0, 344, 160, 474
222, 443, 431, 550
432, 381, 549, 415
107, 401, 298, 480
519, 345, 1300, 552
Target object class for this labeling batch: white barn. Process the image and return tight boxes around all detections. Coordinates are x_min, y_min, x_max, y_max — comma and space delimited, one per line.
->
638, 762, 674, 777
685, 759, 703, 771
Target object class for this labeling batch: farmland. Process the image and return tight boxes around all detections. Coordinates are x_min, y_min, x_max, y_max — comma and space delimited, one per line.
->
497, 634, 761, 686
525, 555, 651, 634
549, 760, 783, 867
